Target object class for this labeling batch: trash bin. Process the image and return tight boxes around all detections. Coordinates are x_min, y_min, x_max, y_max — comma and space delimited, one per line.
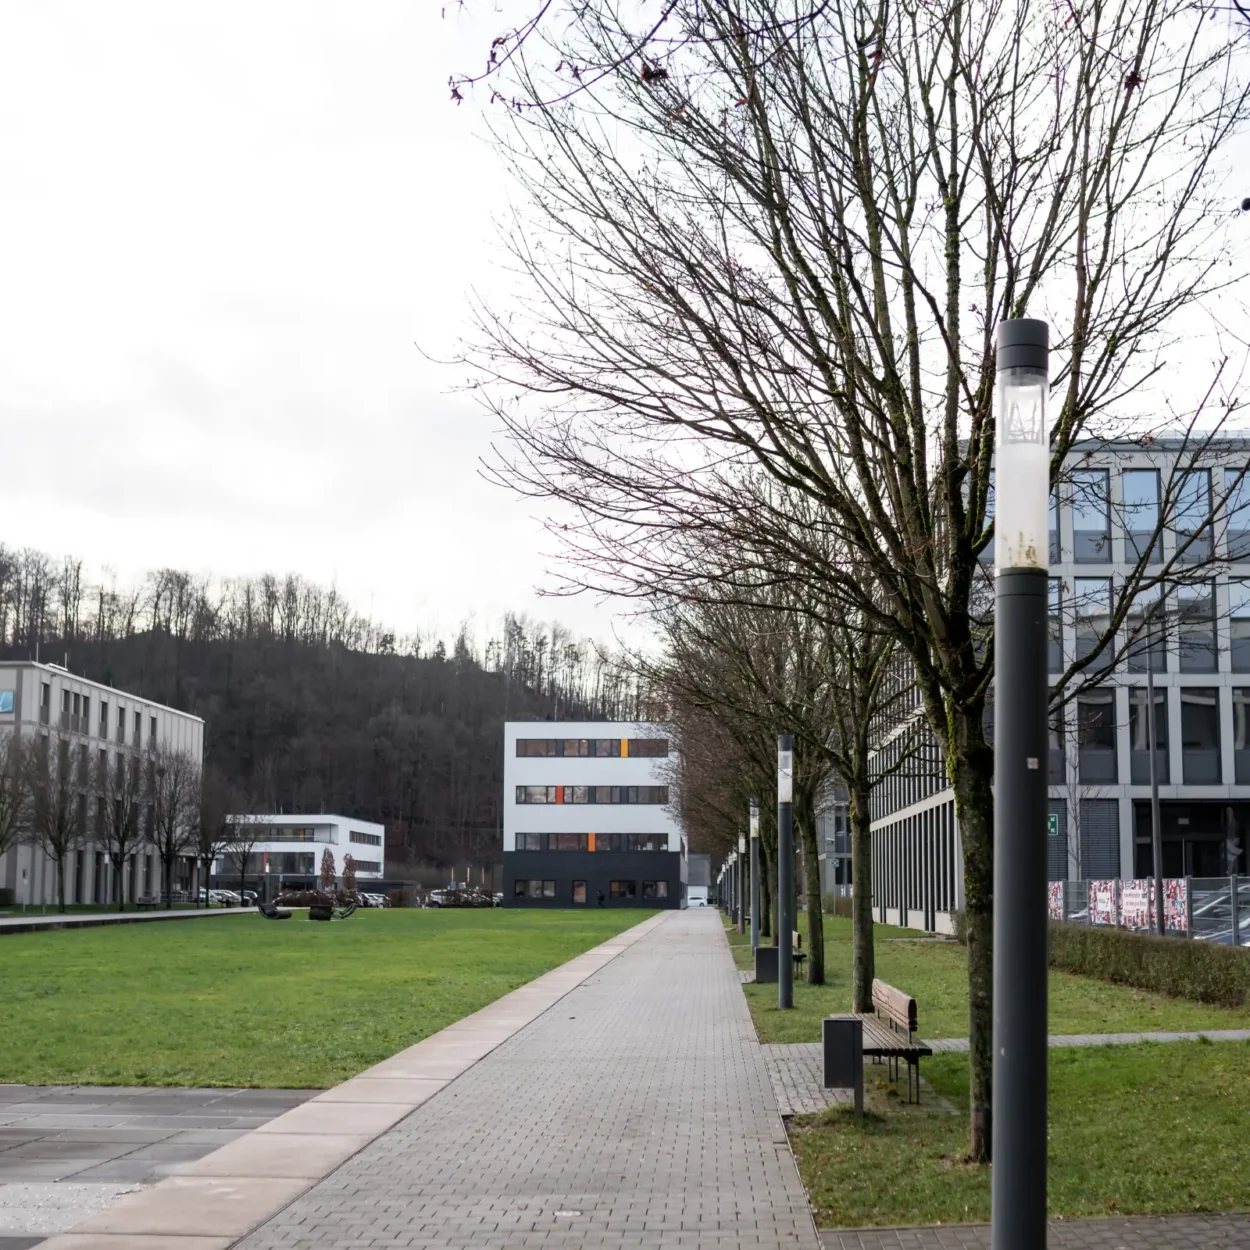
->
754, 945, 779, 983
823, 1014, 863, 1120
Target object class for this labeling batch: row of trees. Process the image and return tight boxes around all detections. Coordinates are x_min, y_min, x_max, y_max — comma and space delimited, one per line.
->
460, 0, 1250, 1162
0, 729, 265, 912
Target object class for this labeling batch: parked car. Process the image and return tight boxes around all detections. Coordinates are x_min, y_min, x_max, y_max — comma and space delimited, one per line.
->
361, 893, 388, 908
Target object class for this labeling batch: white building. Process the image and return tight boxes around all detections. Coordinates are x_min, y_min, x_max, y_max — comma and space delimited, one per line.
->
503, 721, 686, 907
216, 813, 386, 887
0, 661, 204, 906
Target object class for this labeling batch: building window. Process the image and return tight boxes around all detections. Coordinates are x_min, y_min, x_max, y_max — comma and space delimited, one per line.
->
516, 739, 558, 757
1230, 580, 1250, 673
1180, 687, 1220, 784
1122, 469, 1161, 563
82, 696, 90, 732
1049, 488, 1060, 563
572, 880, 587, 904
133, 710, 142, 744
514, 879, 556, 899
1073, 578, 1112, 670
1126, 584, 1166, 673
351, 859, 381, 873
515, 832, 543, 851
1225, 468, 1250, 561
150, 715, 157, 742
628, 738, 669, 757
1072, 469, 1110, 562
1048, 579, 1062, 674
627, 834, 667, 851
1077, 691, 1117, 783
1176, 581, 1215, 672
116, 706, 125, 744
642, 880, 668, 899
1128, 687, 1169, 785
516, 785, 557, 804
549, 832, 589, 851
349, 830, 383, 846
595, 833, 624, 852
1048, 711, 1065, 783
99, 700, 108, 735
1233, 690, 1250, 784
40, 681, 50, 725
1174, 469, 1212, 564
609, 880, 636, 900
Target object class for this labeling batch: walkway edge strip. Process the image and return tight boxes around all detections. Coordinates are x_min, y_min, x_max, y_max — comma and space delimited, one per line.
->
36, 910, 673, 1250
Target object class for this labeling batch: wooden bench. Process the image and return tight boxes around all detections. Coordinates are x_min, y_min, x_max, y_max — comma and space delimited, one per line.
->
854, 978, 932, 1103
134, 896, 160, 911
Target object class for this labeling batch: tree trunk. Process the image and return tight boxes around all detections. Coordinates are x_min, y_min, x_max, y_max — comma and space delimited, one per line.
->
797, 794, 825, 985
949, 717, 994, 1164
850, 775, 875, 1013
56, 856, 66, 913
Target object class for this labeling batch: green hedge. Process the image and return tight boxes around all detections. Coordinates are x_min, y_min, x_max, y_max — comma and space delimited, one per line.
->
1049, 921, 1250, 1008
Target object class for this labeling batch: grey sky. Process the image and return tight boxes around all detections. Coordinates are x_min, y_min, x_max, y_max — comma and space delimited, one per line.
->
0, 1, 619, 644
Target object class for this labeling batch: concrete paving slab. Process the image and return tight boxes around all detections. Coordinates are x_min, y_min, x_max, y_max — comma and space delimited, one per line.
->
39, 1235, 235, 1249
72, 1175, 309, 1237
0, 1181, 141, 1235
251, 1100, 413, 1137
311, 1078, 446, 1105
180, 1132, 374, 1180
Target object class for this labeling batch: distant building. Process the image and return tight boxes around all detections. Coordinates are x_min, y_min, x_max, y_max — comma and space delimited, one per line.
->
217, 814, 386, 888
686, 852, 711, 905
502, 721, 687, 907
0, 661, 204, 906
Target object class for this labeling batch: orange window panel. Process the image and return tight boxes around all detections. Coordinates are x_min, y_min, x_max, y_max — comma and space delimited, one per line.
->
556, 786, 564, 804
588, 832, 596, 852
621, 738, 629, 757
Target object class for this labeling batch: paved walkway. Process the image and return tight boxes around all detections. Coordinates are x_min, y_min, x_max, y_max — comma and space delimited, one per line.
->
821, 1213, 1250, 1247
927, 1029, 1250, 1053
0, 909, 252, 935
233, 907, 818, 1250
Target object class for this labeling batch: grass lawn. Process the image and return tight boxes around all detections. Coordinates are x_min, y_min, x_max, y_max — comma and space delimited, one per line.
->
791, 1041, 1250, 1227
728, 918, 1250, 1042
0, 908, 650, 1088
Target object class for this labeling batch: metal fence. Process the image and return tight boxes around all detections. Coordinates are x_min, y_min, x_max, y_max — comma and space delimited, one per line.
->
1051, 876, 1249, 946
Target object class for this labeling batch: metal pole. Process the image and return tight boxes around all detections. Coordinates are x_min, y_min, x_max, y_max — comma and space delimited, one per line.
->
778, 734, 794, 1010
750, 798, 761, 953
1147, 646, 1164, 936
992, 319, 1049, 1250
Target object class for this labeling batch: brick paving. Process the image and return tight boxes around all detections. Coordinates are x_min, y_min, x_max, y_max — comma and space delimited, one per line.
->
820, 1212, 1250, 1248
762, 1045, 851, 1117
927, 1029, 1250, 1053
235, 908, 821, 1250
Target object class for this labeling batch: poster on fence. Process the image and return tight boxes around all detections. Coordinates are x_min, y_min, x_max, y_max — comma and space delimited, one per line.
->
1163, 878, 1189, 932
1121, 880, 1153, 930
1047, 881, 1064, 921
1090, 879, 1120, 926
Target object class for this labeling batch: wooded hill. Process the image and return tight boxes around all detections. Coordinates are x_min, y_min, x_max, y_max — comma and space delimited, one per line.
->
0, 549, 646, 873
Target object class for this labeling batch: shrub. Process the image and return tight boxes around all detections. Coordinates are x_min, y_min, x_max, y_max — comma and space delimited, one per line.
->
950, 909, 968, 945
275, 889, 336, 908
825, 895, 854, 919
387, 888, 413, 908
1049, 921, 1250, 1008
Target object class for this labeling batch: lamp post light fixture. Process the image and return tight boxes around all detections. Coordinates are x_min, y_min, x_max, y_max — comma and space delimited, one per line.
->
992, 318, 1050, 1250
749, 798, 761, 952
777, 734, 794, 1010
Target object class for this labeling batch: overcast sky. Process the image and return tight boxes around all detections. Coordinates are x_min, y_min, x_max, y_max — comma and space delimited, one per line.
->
0, 1, 627, 646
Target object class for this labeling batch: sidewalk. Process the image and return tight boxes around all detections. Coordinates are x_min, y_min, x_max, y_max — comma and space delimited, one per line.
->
44, 908, 820, 1250
0, 908, 252, 935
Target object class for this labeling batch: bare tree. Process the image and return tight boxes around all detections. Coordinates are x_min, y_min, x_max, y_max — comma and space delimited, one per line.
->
320, 846, 337, 893
150, 745, 198, 908
468, 0, 1250, 1159
26, 728, 89, 913
225, 811, 265, 900
196, 764, 236, 907
98, 741, 145, 911
0, 729, 31, 871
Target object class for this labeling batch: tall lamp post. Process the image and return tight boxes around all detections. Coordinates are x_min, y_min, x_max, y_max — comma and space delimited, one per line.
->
738, 835, 747, 933
777, 734, 794, 1009
750, 798, 761, 952
992, 319, 1050, 1250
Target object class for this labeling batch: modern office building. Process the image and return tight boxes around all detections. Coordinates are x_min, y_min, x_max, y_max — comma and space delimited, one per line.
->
502, 721, 687, 907
0, 661, 204, 906
869, 438, 1250, 933
215, 813, 386, 889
